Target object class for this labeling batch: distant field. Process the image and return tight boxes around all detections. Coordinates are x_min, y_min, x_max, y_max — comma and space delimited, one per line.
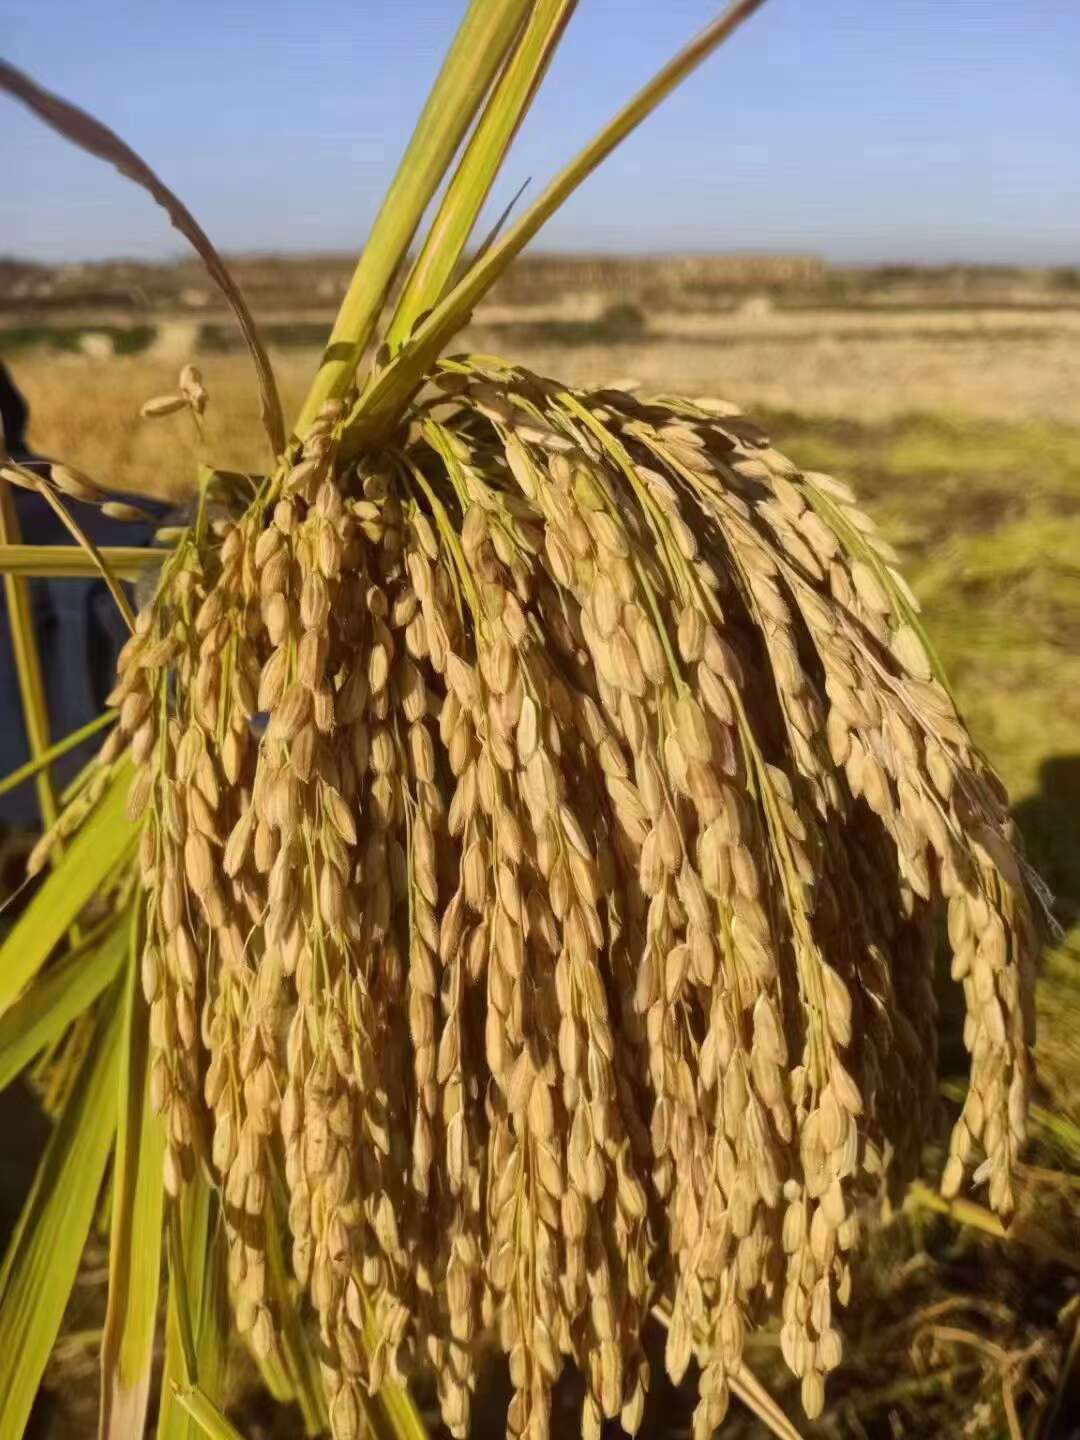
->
7, 253, 1080, 429
12, 300, 1080, 500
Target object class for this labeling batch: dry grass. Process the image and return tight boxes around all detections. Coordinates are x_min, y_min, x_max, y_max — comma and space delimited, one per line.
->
474, 307, 1080, 428
12, 352, 314, 501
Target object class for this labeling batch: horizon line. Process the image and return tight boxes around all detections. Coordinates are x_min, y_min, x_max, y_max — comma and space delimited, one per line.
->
3, 249, 1074, 273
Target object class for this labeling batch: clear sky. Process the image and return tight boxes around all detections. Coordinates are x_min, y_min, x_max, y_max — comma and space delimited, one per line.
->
3, 0, 1077, 265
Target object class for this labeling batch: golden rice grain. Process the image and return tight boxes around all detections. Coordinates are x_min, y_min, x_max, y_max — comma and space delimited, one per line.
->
50, 356, 1040, 1440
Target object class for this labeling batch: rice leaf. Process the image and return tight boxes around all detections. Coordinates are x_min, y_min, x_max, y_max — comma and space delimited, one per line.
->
99, 911, 166, 1440
385, 0, 578, 350
0, 61, 285, 457
0, 710, 117, 802
247, 1345, 295, 1408
172, 1386, 249, 1440
0, 913, 127, 1091
293, 0, 532, 434
0, 763, 135, 1016
157, 1181, 229, 1440
342, 0, 767, 448
0, 987, 122, 1434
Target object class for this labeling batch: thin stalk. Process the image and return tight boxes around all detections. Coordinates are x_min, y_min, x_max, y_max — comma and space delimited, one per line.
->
341, 0, 768, 451
0, 543, 163, 582
29, 481, 136, 630
293, 0, 533, 437
0, 479, 58, 830
906, 1182, 1080, 1272
651, 1302, 805, 1440
731, 1367, 807, 1440
385, 0, 578, 351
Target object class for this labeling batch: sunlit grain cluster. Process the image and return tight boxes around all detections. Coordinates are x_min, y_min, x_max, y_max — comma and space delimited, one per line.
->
32, 356, 1038, 1440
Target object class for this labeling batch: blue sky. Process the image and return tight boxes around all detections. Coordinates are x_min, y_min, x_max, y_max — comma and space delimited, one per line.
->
3, 0, 1077, 264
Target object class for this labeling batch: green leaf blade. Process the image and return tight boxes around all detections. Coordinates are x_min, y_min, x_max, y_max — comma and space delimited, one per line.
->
157, 1181, 229, 1440
0, 764, 135, 1017
0, 916, 128, 1092
0, 711, 117, 803
0, 990, 122, 1436
385, 0, 578, 351
172, 1386, 249, 1440
99, 912, 166, 1440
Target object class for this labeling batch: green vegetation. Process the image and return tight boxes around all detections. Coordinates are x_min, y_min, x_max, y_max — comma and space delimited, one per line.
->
0, 324, 156, 356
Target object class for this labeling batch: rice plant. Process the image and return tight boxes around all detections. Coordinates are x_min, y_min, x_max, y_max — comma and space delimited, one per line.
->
0, 3, 1041, 1438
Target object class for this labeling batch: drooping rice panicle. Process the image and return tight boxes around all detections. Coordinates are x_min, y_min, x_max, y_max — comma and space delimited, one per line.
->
43, 357, 1034, 1439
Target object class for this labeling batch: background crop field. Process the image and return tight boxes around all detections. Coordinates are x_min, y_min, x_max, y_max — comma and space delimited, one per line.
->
4, 255, 1079, 1435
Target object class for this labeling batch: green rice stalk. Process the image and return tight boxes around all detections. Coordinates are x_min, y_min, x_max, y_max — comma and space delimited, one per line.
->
99, 910, 167, 1440
0, 479, 60, 829
0, 542, 164, 581
0, 917, 127, 1090
339, 0, 769, 452
294, 0, 535, 435
157, 1181, 230, 1440
385, 0, 578, 352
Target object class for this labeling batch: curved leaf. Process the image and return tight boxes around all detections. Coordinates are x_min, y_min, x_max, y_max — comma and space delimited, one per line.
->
0, 60, 284, 457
